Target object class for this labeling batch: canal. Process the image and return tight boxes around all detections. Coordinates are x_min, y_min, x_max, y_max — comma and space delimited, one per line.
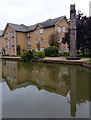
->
1, 60, 91, 118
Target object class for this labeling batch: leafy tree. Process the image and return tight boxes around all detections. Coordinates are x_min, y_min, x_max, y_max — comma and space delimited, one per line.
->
76, 13, 91, 56
17, 45, 21, 55
63, 11, 91, 56
48, 32, 59, 47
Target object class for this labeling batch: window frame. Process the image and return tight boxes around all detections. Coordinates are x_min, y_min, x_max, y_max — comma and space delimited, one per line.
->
40, 29, 43, 34
57, 26, 61, 34
62, 26, 66, 32
40, 38, 43, 43
35, 39, 38, 44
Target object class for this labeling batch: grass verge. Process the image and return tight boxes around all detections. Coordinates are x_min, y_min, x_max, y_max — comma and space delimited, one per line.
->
85, 60, 91, 63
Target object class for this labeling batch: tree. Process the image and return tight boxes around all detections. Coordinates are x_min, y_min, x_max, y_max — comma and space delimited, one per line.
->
17, 45, 21, 55
48, 32, 59, 48
36, 41, 40, 50
62, 28, 70, 47
76, 13, 91, 56
63, 11, 91, 56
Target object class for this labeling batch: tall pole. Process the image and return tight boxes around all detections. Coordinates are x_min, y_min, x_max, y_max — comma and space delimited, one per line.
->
70, 4, 76, 57
70, 67, 77, 117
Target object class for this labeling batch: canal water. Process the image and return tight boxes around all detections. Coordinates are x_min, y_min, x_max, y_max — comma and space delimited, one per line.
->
1, 60, 91, 118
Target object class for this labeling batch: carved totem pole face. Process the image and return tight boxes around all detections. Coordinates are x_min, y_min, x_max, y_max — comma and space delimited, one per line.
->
70, 4, 76, 30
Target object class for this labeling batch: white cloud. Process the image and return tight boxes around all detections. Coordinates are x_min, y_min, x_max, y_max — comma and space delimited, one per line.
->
0, 0, 90, 30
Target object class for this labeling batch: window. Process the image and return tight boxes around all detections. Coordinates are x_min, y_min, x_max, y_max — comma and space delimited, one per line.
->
58, 37, 62, 43
35, 39, 38, 44
62, 26, 66, 32
28, 40, 31, 46
12, 32, 14, 38
34, 30, 38, 34
5, 41, 9, 46
40, 29, 43, 34
12, 49, 15, 54
40, 38, 43, 43
57, 26, 61, 34
6, 49, 8, 53
27, 33, 31, 38
4, 35, 8, 40
8, 32, 10, 35
12, 41, 14, 46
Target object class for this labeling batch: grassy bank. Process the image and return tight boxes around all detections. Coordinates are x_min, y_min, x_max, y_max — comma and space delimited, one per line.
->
85, 60, 91, 63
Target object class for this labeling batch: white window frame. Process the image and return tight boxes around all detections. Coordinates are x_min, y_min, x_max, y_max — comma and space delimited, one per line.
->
27, 33, 31, 38
6, 41, 9, 47
12, 49, 15, 54
28, 40, 31, 46
6, 49, 8, 53
40, 38, 43, 43
35, 39, 38, 44
58, 37, 62, 43
12, 41, 14, 46
8, 32, 10, 35
40, 29, 43, 34
12, 32, 14, 38
4, 35, 8, 40
62, 26, 66, 32
57, 26, 61, 34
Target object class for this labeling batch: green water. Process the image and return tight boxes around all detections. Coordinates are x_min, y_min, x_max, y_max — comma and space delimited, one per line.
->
1, 60, 91, 118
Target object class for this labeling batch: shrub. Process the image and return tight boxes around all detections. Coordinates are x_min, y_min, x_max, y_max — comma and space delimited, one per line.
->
33, 54, 40, 60
44, 46, 58, 57
20, 50, 34, 62
32, 50, 36, 54
1, 54, 10, 56
34, 50, 45, 58
9, 55, 16, 57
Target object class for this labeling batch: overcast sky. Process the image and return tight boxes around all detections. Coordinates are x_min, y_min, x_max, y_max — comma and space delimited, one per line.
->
0, 0, 90, 30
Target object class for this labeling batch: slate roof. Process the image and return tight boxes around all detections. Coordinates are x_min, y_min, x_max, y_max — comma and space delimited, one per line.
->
27, 24, 36, 32
8, 23, 28, 32
38, 16, 65, 28
0, 30, 3, 37
7, 23, 36, 33
3, 16, 66, 33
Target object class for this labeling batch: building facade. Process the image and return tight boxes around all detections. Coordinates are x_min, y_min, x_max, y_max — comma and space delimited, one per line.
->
0, 16, 69, 55
0, 30, 3, 53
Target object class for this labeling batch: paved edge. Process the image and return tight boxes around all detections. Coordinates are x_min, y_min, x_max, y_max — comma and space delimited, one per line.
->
36, 59, 91, 69
0, 56, 91, 69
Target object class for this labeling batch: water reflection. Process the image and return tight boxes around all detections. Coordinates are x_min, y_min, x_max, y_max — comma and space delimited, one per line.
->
2, 60, 90, 118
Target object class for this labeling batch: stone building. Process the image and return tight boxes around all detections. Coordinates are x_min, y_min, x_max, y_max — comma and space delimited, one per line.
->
0, 16, 69, 55
0, 30, 3, 53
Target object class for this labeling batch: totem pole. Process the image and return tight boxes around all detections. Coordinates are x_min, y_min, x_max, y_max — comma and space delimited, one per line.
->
70, 4, 76, 57
66, 4, 80, 60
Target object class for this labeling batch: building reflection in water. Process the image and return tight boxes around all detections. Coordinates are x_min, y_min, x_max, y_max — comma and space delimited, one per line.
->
2, 60, 90, 117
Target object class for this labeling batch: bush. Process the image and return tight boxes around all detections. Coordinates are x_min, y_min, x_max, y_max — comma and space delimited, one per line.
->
34, 50, 45, 58
32, 50, 36, 54
33, 54, 40, 60
1, 54, 10, 56
21, 50, 34, 62
44, 46, 58, 57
